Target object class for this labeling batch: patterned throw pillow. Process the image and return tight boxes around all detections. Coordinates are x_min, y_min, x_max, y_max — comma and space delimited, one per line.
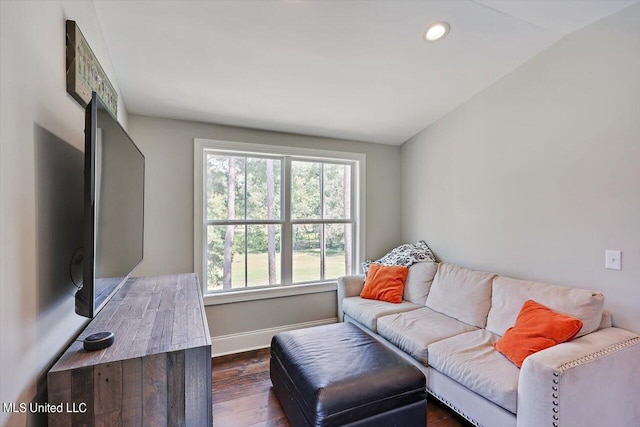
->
362, 240, 436, 273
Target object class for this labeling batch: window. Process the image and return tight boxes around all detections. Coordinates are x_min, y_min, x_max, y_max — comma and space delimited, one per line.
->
204, 154, 283, 291
194, 139, 365, 301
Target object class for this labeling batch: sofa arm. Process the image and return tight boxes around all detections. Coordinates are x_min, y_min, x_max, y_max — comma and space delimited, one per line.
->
336, 275, 365, 321
517, 327, 640, 427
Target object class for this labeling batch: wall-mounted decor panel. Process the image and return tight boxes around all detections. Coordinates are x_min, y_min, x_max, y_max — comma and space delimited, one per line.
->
65, 20, 118, 116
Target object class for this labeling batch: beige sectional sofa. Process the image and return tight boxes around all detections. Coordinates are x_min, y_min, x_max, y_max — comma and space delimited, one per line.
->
337, 262, 640, 427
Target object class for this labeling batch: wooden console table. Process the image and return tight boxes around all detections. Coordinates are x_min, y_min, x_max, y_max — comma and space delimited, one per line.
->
48, 273, 212, 426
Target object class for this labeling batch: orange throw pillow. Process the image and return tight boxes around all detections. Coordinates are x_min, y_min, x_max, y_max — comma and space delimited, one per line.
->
360, 264, 408, 304
495, 300, 583, 367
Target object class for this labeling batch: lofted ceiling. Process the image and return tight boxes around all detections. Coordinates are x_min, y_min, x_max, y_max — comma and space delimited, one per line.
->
93, 0, 637, 145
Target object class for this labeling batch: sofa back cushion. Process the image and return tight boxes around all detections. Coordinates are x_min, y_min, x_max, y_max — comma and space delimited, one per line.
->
486, 276, 605, 337
403, 261, 439, 305
425, 263, 496, 328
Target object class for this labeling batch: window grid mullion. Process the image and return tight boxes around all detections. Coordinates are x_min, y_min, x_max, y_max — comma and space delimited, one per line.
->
243, 156, 247, 220
244, 224, 248, 289
244, 158, 248, 289
320, 162, 324, 221
205, 219, 284, 226
320, 224, 325, 281
282, 157, 293, 286
320, 163, 325, 280
290, 219, 352, 225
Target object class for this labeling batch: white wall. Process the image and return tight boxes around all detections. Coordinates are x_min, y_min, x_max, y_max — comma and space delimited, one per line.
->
0, 2, 127, 425
127, 114, 402, 340
401, 4, 640, 333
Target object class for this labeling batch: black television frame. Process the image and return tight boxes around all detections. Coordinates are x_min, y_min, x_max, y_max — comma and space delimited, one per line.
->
75, 92, 145, 318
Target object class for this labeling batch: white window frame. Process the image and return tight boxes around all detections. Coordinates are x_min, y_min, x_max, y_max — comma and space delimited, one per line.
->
194, 139, 366, 305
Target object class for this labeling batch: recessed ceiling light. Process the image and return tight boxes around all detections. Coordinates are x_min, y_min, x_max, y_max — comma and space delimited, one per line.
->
424, 22, 450, 42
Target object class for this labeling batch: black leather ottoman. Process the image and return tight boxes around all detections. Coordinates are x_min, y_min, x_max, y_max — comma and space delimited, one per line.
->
270, 322, 426, 427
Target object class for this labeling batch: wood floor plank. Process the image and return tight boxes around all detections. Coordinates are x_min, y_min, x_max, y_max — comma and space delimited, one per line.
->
215, 403, 286, 427
213, 390, 277, 418
212, 348, 470, 427
212, 374, 273, 405
213, 359, 270, 382
212, 348, 270, 373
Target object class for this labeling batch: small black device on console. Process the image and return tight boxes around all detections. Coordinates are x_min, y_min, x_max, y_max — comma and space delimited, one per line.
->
83, 332, 115, 351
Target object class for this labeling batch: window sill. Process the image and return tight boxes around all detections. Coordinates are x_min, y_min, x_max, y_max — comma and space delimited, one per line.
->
203, 281, 338, 306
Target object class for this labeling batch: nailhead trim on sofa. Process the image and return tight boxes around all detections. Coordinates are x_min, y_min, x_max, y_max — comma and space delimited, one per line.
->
550, 336, 640, 426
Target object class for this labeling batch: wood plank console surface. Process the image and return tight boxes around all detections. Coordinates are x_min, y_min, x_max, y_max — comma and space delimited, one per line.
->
48, 273, 212, 426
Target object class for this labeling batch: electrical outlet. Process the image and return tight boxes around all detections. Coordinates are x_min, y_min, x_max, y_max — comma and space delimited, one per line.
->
605, 250, 622, 271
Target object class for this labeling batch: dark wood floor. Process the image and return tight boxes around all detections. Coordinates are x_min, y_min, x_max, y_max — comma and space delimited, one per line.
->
212, 348, 469, 427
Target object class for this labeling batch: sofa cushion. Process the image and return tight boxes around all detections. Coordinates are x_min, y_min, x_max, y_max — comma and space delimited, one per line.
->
377, 307, 478, 365
403, 261, 439, 305
428, 329, 520, 414
486, 276, 605, 337
599, 309, 612, 330
342, 297, 422, 332
425, 263, 496, 328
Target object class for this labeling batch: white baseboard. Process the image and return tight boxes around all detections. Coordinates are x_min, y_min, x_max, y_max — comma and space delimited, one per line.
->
211, 317, 338, 357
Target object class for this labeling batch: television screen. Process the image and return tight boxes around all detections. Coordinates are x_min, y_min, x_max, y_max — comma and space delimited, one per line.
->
76, 92, 144, 318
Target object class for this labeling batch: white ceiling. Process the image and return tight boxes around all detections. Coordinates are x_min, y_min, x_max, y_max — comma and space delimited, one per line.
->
93, 0, 637, 145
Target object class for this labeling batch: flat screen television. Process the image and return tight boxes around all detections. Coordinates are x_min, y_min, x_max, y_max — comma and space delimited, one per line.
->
75, 92, 145, 318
